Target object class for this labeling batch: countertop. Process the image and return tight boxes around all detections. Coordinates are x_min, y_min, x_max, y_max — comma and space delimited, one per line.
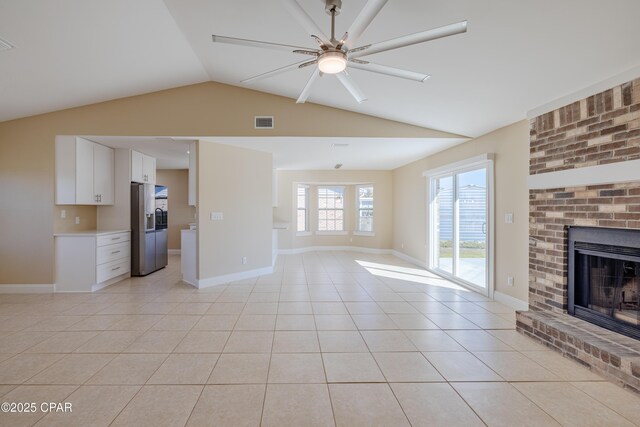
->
54, 229, 129, 237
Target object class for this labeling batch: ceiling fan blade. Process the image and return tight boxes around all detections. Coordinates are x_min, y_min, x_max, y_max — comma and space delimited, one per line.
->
296, 68, 320, 104
241, 61, 308, 84
345, 0, 388, 48
281, 0, 331, 46
335, 71, 367, 103
212, 35, 314, 53
350, 21, 468, 59
348, 61, 430, 82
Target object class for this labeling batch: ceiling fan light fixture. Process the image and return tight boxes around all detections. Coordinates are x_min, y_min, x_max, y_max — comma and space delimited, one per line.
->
318, 50, 347, 74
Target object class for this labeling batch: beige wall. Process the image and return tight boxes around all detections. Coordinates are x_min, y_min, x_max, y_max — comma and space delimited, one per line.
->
392, 120, 530, 302
197, 141, 273, 280
156, 169, 195, 250
53, 206, 97, 233
0, 81, 453, 285
274, 170, 393, 250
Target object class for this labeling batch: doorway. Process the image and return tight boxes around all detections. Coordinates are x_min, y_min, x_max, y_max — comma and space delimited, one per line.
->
428, 157, 493, 295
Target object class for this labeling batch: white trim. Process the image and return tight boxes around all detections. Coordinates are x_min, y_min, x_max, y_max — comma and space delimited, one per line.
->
296, 183, 310, 234
425, 154, 495, 298
527, 65, 640, 119
279, 246, 392, 255
195, 266, 275, 289
0, 284, 54, 294
391, 250, 428, 269
528, 160, 640, 190
494, 291, 528, 311
355, 183, 375, 234
422, 153, 495, 177
315, 231, 348, 236
168, 249, 181, 255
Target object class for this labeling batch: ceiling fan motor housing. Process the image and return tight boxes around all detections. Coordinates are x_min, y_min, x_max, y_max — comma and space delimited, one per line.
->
324, 0, 342, 15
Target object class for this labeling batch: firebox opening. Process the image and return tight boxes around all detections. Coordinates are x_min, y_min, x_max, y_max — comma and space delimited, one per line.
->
568, 227, 640, 340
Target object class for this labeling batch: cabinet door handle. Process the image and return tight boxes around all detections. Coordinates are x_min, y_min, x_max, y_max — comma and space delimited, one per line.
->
111, 237, 121, 240
111, 250, 121, 254
111, 266, 121, 271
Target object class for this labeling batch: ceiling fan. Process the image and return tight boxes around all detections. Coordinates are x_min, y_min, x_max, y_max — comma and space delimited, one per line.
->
211, 0, 467, 104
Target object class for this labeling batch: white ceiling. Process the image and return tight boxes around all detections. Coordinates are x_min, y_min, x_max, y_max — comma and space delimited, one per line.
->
1, 0, 640, 140
202, 136, 467, 170
82, 135, 466, 170
86, 136, 192, 169
0, 0, 208, 122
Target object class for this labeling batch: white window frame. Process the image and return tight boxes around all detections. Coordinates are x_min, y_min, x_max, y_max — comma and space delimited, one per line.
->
423, 153, 495, 297
296, 184, 311, 236
316, 185, 347, 235
354, 184, 375, 236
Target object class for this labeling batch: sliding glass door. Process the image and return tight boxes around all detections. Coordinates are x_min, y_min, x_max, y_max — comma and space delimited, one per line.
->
431, 165, 489, 292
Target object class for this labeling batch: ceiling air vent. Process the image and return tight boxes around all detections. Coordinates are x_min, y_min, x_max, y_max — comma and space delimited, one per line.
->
0, 37, 15, 52
254, 116, 274, 129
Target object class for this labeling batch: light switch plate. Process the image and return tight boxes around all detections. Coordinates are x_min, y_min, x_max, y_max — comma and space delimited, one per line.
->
210, 212, 223, 221
504, 213, 514, 224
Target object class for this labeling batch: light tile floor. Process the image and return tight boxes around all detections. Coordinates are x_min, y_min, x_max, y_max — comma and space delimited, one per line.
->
0, 252, 639, 426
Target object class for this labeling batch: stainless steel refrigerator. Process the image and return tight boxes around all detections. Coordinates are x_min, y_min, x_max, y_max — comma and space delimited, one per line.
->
131, 183, 168, 276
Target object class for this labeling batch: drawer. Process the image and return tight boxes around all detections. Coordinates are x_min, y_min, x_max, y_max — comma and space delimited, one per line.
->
96, 241, 130, 265
96, 258, 130, 283
97, 232, 130, 247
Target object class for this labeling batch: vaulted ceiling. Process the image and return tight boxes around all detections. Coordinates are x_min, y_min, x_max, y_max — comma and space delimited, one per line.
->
1, 0, 639, 138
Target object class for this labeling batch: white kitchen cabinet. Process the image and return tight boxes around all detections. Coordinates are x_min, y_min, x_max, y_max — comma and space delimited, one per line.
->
188, 141, 196, 206
143, 154, 156, 184
131, 150, 156, 185
55, 136, 114, 205
131, 150, 144, 183
55, 230, 130, 292
93, 143, 115, 205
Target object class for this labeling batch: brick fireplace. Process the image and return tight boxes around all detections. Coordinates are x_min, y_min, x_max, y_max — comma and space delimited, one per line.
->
516, 77, 640, 392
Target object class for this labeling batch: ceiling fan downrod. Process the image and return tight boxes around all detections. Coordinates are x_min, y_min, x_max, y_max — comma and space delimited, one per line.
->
324, 0, 342, 44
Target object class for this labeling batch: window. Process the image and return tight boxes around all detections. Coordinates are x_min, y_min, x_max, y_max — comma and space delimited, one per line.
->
296, 184, 309, 233
356, 185, 374, 233
317, 186, 345, 232
425, 154, 494, 296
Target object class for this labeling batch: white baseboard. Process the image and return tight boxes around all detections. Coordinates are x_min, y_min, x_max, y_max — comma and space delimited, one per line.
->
279, 246, 392, 255
0, 284, 54, 294
195, 265, 275, 289
391, 250, 428, 269
494, 291, 528, 311
168, 249, 181, 255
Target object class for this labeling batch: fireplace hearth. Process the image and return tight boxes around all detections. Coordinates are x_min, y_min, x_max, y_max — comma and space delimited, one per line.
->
568, 227, 640, 340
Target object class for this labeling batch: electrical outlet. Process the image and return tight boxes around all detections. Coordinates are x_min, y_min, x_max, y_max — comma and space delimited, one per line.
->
507, 276, 514, 287
505, 213, 514, 224
210, 212, 223, 221
75, 216, 80, 225
242, 257, 247, 265
401, 243, 404, 249
60, 209, 66, 219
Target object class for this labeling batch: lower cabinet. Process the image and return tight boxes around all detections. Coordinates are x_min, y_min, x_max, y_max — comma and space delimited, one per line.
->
55, 230, 131, 292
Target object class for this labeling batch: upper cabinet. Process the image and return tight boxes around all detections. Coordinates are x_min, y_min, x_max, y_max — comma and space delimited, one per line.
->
131, 150, 156, 184
188, 141, 196, 206
56, 137, 114, 205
